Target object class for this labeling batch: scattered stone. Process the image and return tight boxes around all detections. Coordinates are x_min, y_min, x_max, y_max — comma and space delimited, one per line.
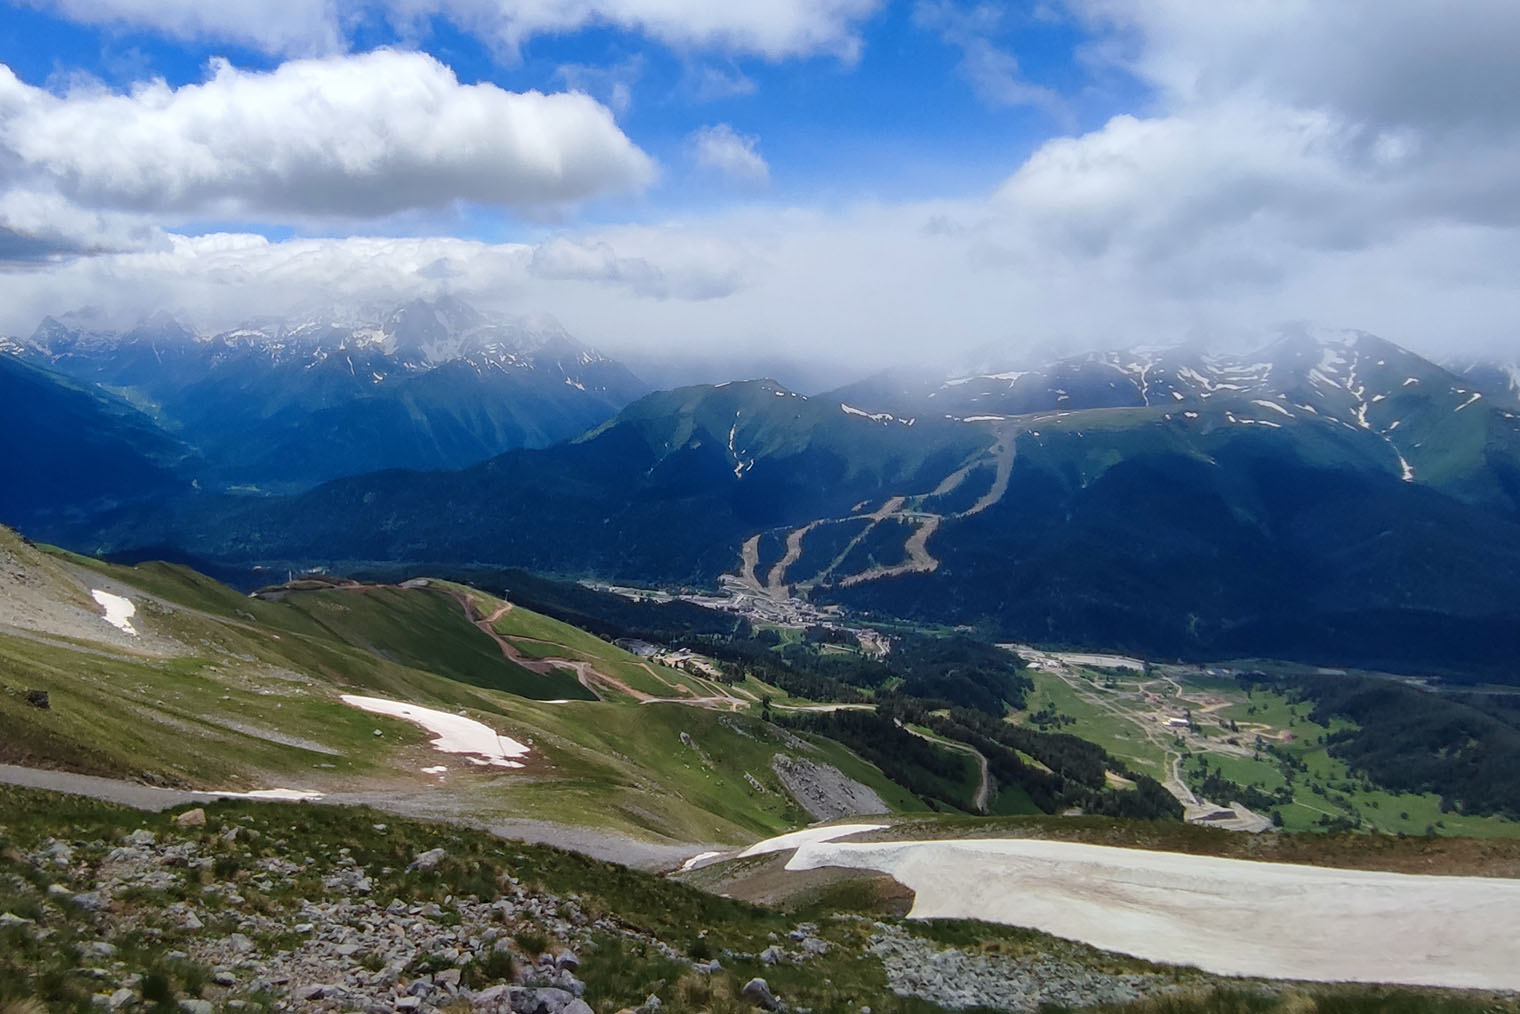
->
741, 978, 778, 1010
408, 848, 447, 872
178, 1000, 213, 1014
759, 946, 783, 966
555, 949, 579, 972
124, 830, 156, 847
175, 808, 207, 828
867, 923, 1173, 1011
107, 988, 138, 1010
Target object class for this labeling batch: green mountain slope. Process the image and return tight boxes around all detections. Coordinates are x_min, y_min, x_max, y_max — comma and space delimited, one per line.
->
0, 527, 921, 844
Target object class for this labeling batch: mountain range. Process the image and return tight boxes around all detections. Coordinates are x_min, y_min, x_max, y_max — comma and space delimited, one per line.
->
7, 318, 1520, 677
5, 296, 647, 498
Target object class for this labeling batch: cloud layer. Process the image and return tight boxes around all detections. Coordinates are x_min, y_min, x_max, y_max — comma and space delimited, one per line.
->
32, 0, 883, 60
4, 0, 1520, 367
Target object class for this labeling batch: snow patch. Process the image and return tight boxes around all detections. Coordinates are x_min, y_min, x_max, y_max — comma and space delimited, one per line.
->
215, 788, 325, 801
841, 403, 896, 424
340, 695, 529, 768
91, 589, 137, 636
1251, 400, 1293, 418
680, 850, 724, 872
738, 823, 887, 859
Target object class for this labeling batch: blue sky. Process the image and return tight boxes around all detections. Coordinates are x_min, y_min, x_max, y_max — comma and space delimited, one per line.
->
0, 1, 1516, 364
0, 2, 1137, 237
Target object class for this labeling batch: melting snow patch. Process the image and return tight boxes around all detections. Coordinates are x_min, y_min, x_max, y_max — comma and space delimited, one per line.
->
680, 851, 724, 872
209, 788, 324, 801
738, 823, 887, 859
341, 695, 529, 768
841, 403, 897, 424
91, 590, 138, 636
784, 838, 1520, 990
1251, 400, 1293, 418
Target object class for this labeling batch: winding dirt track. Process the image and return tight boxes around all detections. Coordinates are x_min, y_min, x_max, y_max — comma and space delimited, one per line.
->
452, 592, 644, 702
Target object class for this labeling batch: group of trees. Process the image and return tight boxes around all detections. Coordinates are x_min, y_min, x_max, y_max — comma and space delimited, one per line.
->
1237, 672, 1520, 821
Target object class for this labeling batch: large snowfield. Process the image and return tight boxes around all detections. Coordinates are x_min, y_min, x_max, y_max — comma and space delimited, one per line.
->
782, 836, 1520, 990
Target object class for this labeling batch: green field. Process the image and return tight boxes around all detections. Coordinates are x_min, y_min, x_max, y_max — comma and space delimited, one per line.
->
1014, 658, 1520, 838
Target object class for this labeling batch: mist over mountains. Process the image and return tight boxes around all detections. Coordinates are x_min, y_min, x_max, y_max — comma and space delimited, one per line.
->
6, 296, 648, 494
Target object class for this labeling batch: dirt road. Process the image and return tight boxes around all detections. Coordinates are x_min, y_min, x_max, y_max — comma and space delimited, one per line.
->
0, 763, 706, 871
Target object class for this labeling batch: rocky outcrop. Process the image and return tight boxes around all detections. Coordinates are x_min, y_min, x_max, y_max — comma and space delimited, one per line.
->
868, 923, 1174, 1011
771, 754, 888, 821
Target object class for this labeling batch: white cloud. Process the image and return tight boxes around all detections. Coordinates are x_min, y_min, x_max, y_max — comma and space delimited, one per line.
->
690, 124, 770, 186
529, 234, 745, 299
0, 189, 166, 263
28, 0, 342, 56
0, 227, 751, 334
913, 2, 1059, 110
554, 58, 642, 116
0, 51, 655, 222
32, 0, 883, 61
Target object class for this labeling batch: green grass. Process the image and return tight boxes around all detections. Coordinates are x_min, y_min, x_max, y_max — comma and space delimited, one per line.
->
5, 542, 935, 844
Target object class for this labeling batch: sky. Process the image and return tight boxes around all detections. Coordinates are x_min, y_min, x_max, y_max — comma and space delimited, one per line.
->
0, 0, 1517, 367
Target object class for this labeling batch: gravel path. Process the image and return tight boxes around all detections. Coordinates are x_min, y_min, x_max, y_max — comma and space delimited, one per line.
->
0, 763, 712, 871
0, 764, 237, 810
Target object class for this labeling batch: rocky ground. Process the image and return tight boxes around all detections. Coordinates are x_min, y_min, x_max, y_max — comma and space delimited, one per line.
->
768, 758, 886, 823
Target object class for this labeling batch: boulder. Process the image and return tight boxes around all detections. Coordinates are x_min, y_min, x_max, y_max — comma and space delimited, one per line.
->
407, 848, 447, 872
26, 690, 49, 709
509, 987, 577, 1014
174, 809, 207, 828
741, 978, 778, 1011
